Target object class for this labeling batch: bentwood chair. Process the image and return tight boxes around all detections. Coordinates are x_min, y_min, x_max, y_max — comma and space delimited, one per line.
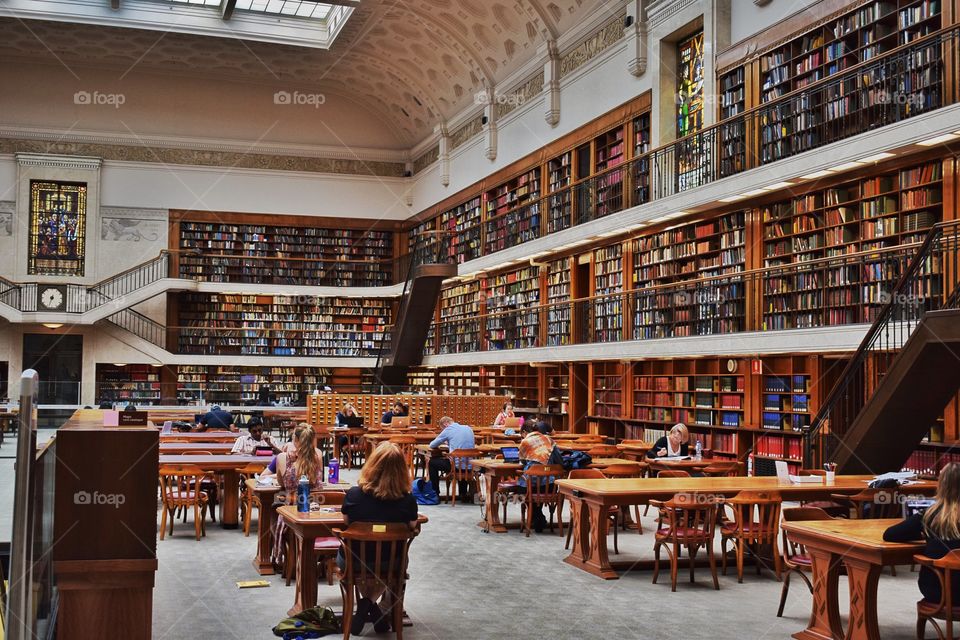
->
586, 444, 622, 458
388, 436, 418, 480
158, 464, 210, 541
701, 461, 743, 477
336, 522, 419, 640
777, 507, 833, 617
720, 490, 783, 582
238, 462, 264, 536
443, 448, 483, 506
914, 550, 960, 640
520, 464, 565, 537
650, 493, 722, 591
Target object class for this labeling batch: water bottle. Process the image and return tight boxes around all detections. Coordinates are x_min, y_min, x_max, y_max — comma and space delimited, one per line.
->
297, 475, 310, 513
328, 458, 339, 485
694, 438, 702, 460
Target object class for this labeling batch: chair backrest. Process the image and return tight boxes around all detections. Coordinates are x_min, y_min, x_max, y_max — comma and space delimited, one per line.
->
183, 450, 214, 455
313, 490, 346, 507
586, 445, 621, 457
576, 435, 606, 444
657, 470, 691, 478
846, 488, 902, 519
524, 464, 564, 502
781, 506, 834, 564
476, 431, 496, 445
727, 490, 782, 543
600, 463, 645, 478
619, 439, 647, 447
565, 442, 594, 451
449, 448, 483, 480
659, 493, 722, 540
389, 436, 418, 477
159, 464, 209, 505
568, 468, 605, 480
335, 522, 418, 594
701, 461, 743, 477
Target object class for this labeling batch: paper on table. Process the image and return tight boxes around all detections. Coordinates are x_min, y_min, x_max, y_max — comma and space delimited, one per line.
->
872, 471, 916, 482
256, 476, 278, 486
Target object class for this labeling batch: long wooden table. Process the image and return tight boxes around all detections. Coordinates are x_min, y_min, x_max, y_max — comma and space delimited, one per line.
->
159, 454, 269, 528
159, 431, 238, 443
278, 506, 429, 616
782, 518, 924, 640
556, 476, 936, 579
159, 441, 235, 454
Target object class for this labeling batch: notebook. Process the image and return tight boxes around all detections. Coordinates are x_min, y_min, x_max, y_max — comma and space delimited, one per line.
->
775, 460, 822, 484
501, 446, 520, 463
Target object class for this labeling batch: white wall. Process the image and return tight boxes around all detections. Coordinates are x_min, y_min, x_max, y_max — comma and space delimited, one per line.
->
730, 0, 819, 45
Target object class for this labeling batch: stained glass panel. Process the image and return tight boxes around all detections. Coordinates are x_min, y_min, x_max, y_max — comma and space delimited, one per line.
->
28, 181, 87, 277
677, 31, 705, 138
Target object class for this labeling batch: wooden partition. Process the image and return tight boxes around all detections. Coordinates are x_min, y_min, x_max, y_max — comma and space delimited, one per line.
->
308, 394, 508, 428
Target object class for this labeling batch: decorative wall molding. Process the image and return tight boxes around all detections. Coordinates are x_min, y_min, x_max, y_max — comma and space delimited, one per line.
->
449, 116, 484, 151
559, 11, 627, 79
647, 0, 699, 30
100, 206, 167, 243
626, 0, 649, 77
412, 144, 440, 175
15, 152, 102, 170
0, 202, 13, 237
495, 71, 545, 120
2, 139, 405, 178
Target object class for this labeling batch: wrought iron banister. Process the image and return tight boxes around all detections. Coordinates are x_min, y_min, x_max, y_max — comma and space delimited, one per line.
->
87, 251, 170, 309
105, 308, 167, 350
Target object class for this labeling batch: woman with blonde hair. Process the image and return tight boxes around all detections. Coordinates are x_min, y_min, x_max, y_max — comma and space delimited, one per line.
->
646, 423, 690, 458
275, 424, 324, 490
885, 462, 960, 605
341, 442, 418, 634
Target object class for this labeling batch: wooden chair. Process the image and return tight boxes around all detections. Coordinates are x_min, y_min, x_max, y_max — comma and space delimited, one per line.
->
562, 469, 620, 552
915, 550, 960, 640
797, 470, 847, 517
443, 448, 482, 506
342, 429, 366, 469
702, 461, 743, 477
777, 507, 833, 617
389, 436, 417, 480
831, 488, 903, 519
158, 464, 210, 541
314, 492, 346, 586
520, 464, 565, 537
650, 493, 722, 591
182, 450, 219, 523
586, 444, 621, 458
600, 462, 647, 534
238, 462, 264, 537
336, 522, 419, 640
576, 435, 606, 444
720, 490, 783, 583
657, 470, 691, 478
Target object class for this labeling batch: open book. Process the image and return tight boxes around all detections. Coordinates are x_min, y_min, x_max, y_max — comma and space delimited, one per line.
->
775, 460, 822, 484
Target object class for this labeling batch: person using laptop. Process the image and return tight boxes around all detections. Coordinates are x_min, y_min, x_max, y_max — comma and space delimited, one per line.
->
518, 421, 560, 532
380, 400, 409, 427
646, 423, 690, 459
336, 402, 361, 426
231, 421, 280, 455
427, 416, 476, 502
493, 402, 516, 427
885, 462, 960, 607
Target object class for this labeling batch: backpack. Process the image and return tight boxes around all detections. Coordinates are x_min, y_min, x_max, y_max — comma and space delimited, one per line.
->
272, 606, 340, 638
411, 478, 440, 505
561, 450, 593, 471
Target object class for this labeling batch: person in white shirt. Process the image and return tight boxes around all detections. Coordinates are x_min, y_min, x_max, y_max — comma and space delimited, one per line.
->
231, 422, 280, 455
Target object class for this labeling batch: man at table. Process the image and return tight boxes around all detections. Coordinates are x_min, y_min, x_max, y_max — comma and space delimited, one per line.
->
380, 401, 408, 427
646, 423, 690, 458
427, 416, 475, 503
197, 405, 234, 431
518, 421, 559, 532
231, 421, 281, 455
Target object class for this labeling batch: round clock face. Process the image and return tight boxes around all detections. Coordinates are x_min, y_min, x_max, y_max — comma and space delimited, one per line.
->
726, 359, 737, 373
41, 288, 64, 310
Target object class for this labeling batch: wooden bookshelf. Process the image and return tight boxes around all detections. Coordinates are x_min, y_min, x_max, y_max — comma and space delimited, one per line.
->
95, 364, 162, 406
547, 151, 573, 233
546, 363, 570, 415
176, 293, 390, 357
760, 160, 943, 330
405, 370, 437, 394
631, 211, 746, 339
591, 362, 624, 419
484, 168, 542, 253
593, 244, 624, 342
407, 217, 437, 265
438, 280, 482, 354
753, 355, 820, 474
174, 365, 346, 405
440, 197, 482, 263
492, 364, 540, 409
436, 367, 495, 395
594, 128, 626, 218
484, 265, 542, 351
546, 258, 572, 346
719, 66, 746, 177
177, 220, 393, 286
631, 113, 652, 205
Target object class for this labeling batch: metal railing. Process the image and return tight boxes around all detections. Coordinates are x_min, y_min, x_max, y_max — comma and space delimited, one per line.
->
88, 251, 170, 307
106, 308, 167, 350
174, 325, 388, 358
804, 221, 960, 467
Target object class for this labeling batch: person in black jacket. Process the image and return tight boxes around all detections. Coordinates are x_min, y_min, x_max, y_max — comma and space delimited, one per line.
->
646, 423, 690, 458
885, 462, 960, 605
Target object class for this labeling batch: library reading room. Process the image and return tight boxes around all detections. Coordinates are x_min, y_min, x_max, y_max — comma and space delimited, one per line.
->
1, 0, 960, 638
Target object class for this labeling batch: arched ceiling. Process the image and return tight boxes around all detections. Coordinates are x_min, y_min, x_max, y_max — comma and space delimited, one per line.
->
0, 0, 606, 147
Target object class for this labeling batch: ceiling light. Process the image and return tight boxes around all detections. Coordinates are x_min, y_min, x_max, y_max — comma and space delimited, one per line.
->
859, 152, 895, 163
828, 161, 864, 172
718, 195, 747, 202
41, 323, 63, 329
800, 170, 833, 179
917, 133, 959, 147
150, 363, 163, 368
761, 181, 794, 191
741, 188, 768, 197
112, 363, 127, 367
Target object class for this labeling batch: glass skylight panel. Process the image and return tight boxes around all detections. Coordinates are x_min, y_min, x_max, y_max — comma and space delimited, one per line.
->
233, 0, 334, 19
168, 0, 222, 5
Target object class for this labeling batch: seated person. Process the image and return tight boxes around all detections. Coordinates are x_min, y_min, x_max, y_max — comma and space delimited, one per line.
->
341, 442, 419, 635
646, 423, 690, 459
230, 421, 280, 455
98, 401, 113, 410
336, 402, 360, 456
493, 402, 515, 427
122, 403, 138, 412
517, 421, 560, 532
885, 462, 960, 606
427, 416, 476, 502
197, 405, 234, 431
275, 425, 325, 491
380, 401, 408, 427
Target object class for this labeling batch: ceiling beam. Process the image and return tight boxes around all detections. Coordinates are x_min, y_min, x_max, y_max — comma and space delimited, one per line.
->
220, 0, 237, 20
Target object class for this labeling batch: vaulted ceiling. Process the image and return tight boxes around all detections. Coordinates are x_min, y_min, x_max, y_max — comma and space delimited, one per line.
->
0, 0, 610, 147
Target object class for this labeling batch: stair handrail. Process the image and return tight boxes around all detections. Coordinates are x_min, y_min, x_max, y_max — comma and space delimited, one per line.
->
86, 251, 171, 310
105, 307, 167, 350
0, 276, 22, 310
804, 220, 960, 466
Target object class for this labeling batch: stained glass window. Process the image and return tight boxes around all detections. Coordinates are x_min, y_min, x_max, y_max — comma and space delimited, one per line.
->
677, 31, 705, 138
28, 181, 87, 277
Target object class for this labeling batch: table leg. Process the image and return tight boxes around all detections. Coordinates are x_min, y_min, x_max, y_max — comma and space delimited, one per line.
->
221, 469, 240, 529
792, 547, 843, 640
333, 437, 342, 467
843, 558, 882, 640
478, 471, 507, 533
564, 498, 618, 580
288, 530, 318, 617
253, 500, 278, 575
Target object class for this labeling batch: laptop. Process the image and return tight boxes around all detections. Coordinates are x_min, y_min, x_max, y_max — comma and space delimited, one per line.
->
342, 415, 364, 428
502, 417, 522, 428
501, 446, 520, 464
903, 498, 935, 518
391, 416, 411, 428
775, 460, 822, 484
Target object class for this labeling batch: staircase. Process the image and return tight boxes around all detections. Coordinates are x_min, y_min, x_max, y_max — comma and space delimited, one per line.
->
372, 232, 457, 392
805, 221, 960, 473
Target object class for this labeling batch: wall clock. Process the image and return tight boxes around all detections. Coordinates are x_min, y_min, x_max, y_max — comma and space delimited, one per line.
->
38, 286, 67, 312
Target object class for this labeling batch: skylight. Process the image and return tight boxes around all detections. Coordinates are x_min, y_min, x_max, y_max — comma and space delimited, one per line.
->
233, 1, 334, 19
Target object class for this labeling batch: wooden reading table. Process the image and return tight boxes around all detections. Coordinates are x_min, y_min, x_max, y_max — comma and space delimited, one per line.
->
159, 441, 235, 455
159, 454, 269, 528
